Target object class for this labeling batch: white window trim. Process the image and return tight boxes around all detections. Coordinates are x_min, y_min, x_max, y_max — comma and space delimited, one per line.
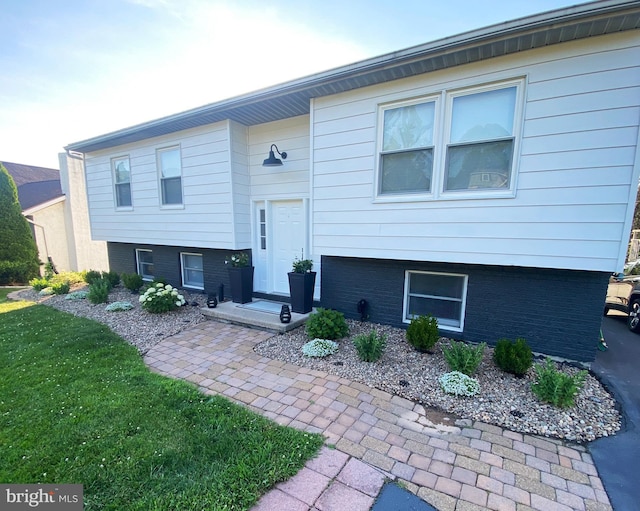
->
111, 155, 133, 210
157, 145, 184, 209
135, 249, 153, 281
180, 252, 204, 290
374, 94, 440, 200
375, 78, 524, 203
402, 270, 468, 332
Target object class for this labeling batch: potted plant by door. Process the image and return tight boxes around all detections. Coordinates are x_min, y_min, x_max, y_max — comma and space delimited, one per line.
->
226, 252, 253, 304
288, 255, 315, 313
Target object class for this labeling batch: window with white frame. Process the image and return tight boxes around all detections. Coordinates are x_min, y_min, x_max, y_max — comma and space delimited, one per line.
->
136, 249, 154, 280
403, 271, 468, 331
157, 146, 182, 205
181, 253, 204, 289
379, 99, 436, 195
112, 156, 132, 208
259, 208, 267, 250
377, 79, 522, 199
444, 85, 517, 192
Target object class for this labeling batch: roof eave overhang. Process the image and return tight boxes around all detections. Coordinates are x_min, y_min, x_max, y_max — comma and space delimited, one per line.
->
65, 0, 640, 154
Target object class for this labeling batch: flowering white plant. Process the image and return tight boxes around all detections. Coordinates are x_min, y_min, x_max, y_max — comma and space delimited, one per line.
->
139, 283, 186, 313
302, 338, 339, 358
439, 371, 480, 397
105, 301, 134, 312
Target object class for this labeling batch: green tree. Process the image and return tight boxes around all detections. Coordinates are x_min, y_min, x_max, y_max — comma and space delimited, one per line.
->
0, 163, 40, 284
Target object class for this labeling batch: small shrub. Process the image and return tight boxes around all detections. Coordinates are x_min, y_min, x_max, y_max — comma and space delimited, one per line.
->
442, 340, 486, 376
122, 273, 144, 293
38, 287, 54, 296
493, 338, 533, 376
65, 291, 89, 300
531, 358, 587, 408
105, 301, 134, 312
87, 280, 110, 304
302, 338, 339, 358
50, 281, 70, 295
29, 277, 50, 291
84, 270, 103, 286
139, 283, 186, 313
102, 270, 120, 288
43, 260, 57, 280
439, 371, 480, 397
305, 308, 349, 340
406, 314, 439, 353
353, 330, 386, 362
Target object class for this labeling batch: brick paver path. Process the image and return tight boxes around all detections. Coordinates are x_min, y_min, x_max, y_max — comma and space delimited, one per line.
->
144, 321, 612, 511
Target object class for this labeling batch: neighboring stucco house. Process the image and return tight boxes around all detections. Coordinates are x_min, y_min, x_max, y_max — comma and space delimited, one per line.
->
65, 0, 640, 362
2, 158, 108, 274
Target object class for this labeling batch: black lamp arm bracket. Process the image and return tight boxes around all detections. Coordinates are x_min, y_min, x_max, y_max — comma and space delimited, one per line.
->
271, 144, 287, 160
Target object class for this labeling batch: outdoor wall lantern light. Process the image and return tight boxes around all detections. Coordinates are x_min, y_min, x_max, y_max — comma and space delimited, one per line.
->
262, 144, 287, 167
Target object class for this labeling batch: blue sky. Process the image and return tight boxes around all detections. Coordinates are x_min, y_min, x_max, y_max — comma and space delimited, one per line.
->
2, 0, 590, 169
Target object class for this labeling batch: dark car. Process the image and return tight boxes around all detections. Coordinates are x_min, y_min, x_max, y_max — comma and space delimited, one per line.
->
604, 273, 640, 332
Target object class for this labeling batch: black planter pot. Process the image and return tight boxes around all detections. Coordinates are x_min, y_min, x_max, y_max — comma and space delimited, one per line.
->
288, 271, 316, 314
228, 266, 254, 304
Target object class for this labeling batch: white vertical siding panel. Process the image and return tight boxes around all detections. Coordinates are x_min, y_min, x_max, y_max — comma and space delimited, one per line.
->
311, 32, 640, 272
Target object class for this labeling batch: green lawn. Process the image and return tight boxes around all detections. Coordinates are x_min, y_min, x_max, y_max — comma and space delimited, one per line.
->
0, 300, 323, 510
0, 287, 24, 303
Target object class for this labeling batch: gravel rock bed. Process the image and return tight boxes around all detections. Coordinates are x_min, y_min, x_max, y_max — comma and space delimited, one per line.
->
15, 287, 621, 442
16, 286, 207, 355
255, 320, 621, 443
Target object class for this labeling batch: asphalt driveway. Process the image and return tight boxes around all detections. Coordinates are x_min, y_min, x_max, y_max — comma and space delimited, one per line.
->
590, 313, 640, 511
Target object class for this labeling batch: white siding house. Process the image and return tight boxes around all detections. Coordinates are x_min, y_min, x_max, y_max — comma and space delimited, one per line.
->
66, 1, 640, 361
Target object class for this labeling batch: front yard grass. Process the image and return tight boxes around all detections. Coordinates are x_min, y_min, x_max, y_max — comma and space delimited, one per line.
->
0, 301, 323, 510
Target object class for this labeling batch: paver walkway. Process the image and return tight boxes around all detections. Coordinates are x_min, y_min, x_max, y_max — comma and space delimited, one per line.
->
144, 321, 613, 511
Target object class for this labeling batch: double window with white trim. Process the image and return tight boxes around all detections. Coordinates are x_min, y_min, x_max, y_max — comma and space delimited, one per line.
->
378, 79, 523, 199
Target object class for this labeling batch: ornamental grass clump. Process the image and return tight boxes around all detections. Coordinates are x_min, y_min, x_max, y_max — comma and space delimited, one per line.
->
531, 358, 587, 408
139, 283, 186, 313
305, 308, 349, 340
442, 340, 486, 376
353, 330, 386, 362
302, 338, 339, 358
493, 337, 533, 377
439, 371, 480, 397
406, 314, 439, 353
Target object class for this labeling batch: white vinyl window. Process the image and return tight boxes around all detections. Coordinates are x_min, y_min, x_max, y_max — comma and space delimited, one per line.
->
403, 271, 468, 332
379, 99, 436, 195
377, 79, 522, 200
157, 146, 182, 205
112, 156, 132, 208
444, 85, 517, 192
181, 252, 204, 290
136, 249, 154, 280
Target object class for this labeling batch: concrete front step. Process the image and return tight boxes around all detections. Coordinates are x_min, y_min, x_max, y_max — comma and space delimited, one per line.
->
200, 299, 313, 333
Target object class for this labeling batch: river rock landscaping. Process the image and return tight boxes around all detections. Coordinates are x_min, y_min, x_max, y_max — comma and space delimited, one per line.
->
15, 287, 621, 443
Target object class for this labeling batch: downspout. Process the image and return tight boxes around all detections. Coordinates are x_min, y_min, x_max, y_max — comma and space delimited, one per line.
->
24, 217, 49, 262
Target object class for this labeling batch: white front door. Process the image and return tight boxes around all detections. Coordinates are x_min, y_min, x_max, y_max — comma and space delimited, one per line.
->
272, 200, 305, 295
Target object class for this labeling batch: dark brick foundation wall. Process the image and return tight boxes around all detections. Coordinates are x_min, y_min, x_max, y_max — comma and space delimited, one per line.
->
320, 256, 610, 362
107, 242, 252, 301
